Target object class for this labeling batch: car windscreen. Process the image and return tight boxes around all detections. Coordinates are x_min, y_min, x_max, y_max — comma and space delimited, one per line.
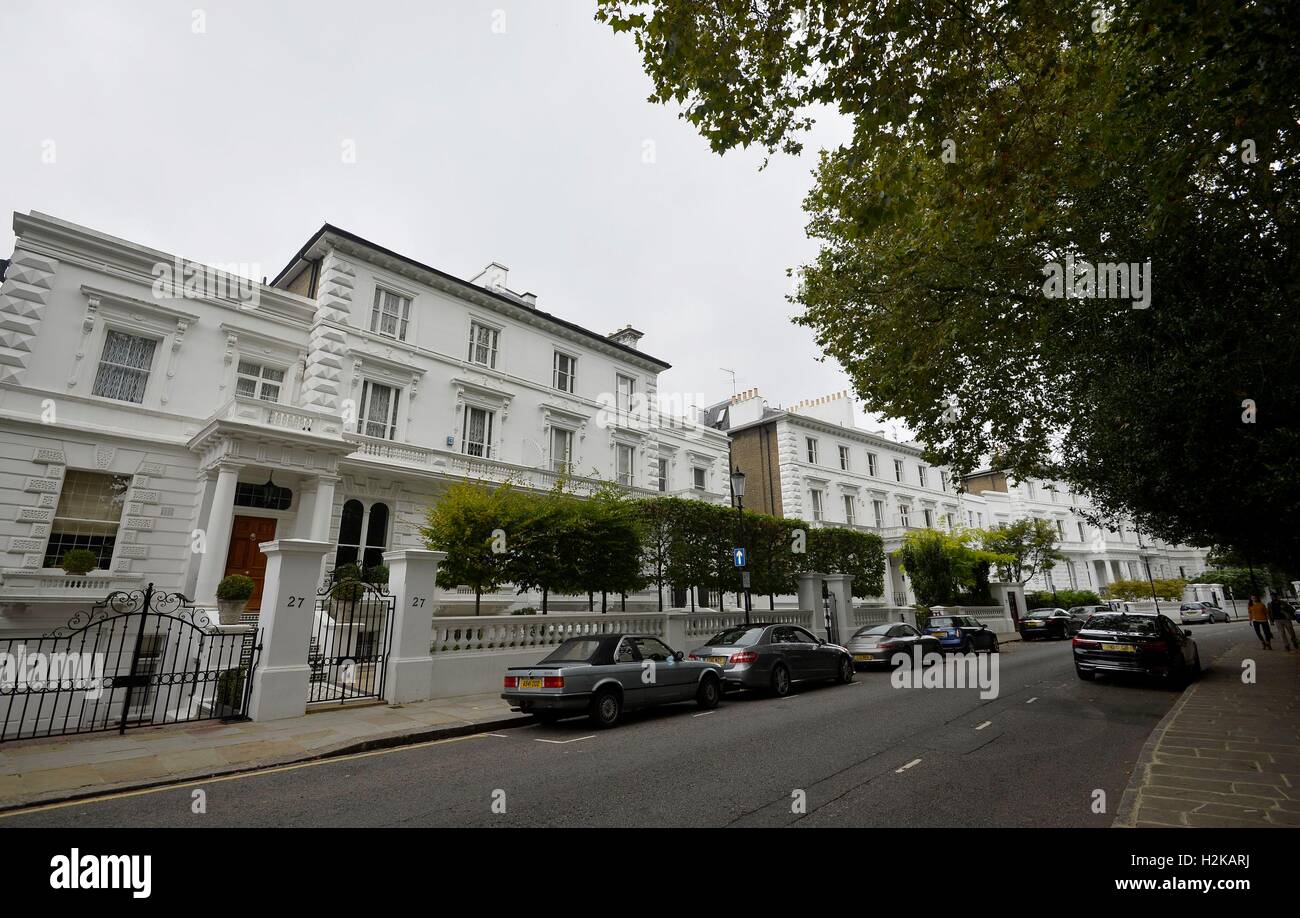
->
929, 617, 955, 627
1083, 614, 1160, 635
1026, 610, 1054, 619
853, 625, 893, 638
539, 639, 604, 664
705, 627, 765, 646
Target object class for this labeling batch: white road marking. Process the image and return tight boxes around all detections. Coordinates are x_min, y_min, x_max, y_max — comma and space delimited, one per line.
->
975, 720, 992, 730
895, 758, 922, 774
1026, 697, 1038, 704
535, 735, 595, 745
692, 711, 716, 717
487, 733, 511, 738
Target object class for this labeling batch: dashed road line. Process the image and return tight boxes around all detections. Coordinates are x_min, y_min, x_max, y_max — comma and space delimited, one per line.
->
1026, 697, 1038, 704
975, 720, 992, 730
895, 758, 922, 774
692, 711, 716, 717
534, 735, 595, 745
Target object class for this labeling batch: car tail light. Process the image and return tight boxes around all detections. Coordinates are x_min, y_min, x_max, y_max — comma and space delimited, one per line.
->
730, 650, 758, 664
1072, 637, 1099, 649
687, 654, 699, 660
543, 676, 564, 689
503, 676, 518, 688
879, 640, 898, 650
1144, 640, 1168, 653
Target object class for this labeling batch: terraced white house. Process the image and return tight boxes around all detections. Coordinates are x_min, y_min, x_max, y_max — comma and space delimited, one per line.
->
0, 212, 730, 632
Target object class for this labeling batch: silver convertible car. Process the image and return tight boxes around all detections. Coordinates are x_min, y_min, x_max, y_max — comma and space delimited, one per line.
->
686, 623, 855, 695
501, 633, 723, 728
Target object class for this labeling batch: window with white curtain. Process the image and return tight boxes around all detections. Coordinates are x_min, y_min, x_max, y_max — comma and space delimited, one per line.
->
809, 489, 824, 522
873, 500, 886, 527
468, 321, 499, 368
867, 452, 878, 476
551, 427, 573, 473
92, 330, 157, 403
43, 471, 130, 569
463, 406, 494, 458
657, 458, 668, 492
616, 375, 635, 413
358, 380, 400, 440
370, 288, 411, 340
843, 494, 855, 525
616, 444, 634, 486
235, 360, 285, 402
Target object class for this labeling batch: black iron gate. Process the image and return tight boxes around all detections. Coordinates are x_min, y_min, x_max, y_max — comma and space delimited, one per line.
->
0, 584, 260, 742
308, 581, 395, 704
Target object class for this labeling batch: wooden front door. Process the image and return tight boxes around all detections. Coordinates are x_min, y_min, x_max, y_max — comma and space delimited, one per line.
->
223, 516, 279, 611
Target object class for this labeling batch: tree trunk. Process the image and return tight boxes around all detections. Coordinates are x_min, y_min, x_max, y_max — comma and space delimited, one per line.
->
588, 590, 594, 612
601, 590, 608, 613
475, 587, 481, 616
770, 594, 776, 610
542, 587, 548, 614
690, 588, 696, 613
620, 592, 626, 612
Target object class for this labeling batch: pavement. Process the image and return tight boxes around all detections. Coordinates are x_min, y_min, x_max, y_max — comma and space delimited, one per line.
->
0, 621, 1258, 827
1114, 637, 1300, 828
0, 692, 526, 812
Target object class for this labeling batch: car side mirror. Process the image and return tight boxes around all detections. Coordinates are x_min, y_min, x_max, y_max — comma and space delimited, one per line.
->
674, 651, 684, 661
1182, 629, 1192, 638
818, 637, 826, 645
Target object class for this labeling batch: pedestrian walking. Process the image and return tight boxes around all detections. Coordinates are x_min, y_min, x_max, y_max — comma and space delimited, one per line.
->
1248, 595, 1273, 649
1268, 593, 1297, 652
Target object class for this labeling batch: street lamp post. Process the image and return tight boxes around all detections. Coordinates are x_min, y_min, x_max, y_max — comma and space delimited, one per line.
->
1136, 531, 1160, 614
731, 466, 752, 625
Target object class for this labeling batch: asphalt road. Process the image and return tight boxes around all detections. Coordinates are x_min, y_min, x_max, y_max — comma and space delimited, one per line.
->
1, 621, 1250, 828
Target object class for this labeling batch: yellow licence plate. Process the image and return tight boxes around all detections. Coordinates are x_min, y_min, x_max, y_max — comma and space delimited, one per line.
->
1101, 643, 1136, 653
854, 653, 875, 662
519, 677, 545, 689
707, 656, 727, 665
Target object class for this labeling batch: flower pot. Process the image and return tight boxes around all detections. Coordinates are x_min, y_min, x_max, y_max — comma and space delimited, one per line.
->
216, 599, 248, 625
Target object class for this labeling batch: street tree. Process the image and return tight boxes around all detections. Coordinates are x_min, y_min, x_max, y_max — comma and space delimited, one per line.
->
979, 519, 1065, 589
597, 0, 1300, 571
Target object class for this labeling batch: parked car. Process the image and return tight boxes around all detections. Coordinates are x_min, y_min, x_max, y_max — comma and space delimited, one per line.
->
1069, 604, 1111, 622
925, 614, 1000, 653
1179, 602, 1230, 624
1019, 608, 1078, 640
687, 623, 854, 696
1072, 612, 1201, 684
845, 623, 940, 667
501, 633, 722, 728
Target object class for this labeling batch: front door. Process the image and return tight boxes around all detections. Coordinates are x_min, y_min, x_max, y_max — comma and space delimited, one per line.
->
224, 516, 278, 610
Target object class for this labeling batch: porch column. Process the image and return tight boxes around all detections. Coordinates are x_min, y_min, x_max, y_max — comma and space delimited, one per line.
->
248, 539, 333, 721
310, 474, 340, 542
382, 549, 445, 703
193, 461, 243, 607
293, 481, 319, 539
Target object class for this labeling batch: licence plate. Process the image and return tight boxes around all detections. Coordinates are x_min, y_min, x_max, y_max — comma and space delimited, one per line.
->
518, 677, 545, 689
707, 656, 727, 666
1101, 643, 1136, 653
854, 653, 875, 662
1026, 622, 1042, 627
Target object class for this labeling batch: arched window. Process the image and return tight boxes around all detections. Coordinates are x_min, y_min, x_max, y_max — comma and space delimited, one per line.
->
335, 499, 364, 568
363, 502, 390, 570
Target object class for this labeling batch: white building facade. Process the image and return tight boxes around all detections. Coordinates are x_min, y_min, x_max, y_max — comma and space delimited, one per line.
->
0, 212, 729, 630
713, 388, 1210, 606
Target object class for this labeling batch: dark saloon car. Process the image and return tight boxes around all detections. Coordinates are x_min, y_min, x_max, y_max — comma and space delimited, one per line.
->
502, 634, 722, 728
845, 623, 940, 667
1072, 612, 1201, 684
926, 614, 1000, 653
1019, 608, 1080, 640
687, 623, 854, 696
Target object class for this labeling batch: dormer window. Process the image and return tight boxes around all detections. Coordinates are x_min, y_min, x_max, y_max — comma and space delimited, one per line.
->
370, 288, 411, 341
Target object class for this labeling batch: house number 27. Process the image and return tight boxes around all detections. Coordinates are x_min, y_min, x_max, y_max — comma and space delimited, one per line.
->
287, 596, 307, 608
411, 597, 426, 607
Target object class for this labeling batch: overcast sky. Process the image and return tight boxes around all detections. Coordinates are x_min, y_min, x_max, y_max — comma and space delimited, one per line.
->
1, 1, 886, 427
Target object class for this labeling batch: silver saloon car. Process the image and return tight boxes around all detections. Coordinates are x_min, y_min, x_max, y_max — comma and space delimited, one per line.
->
687, 623, 855, 696
846, 623, 940, 667
502, 633, 723, 728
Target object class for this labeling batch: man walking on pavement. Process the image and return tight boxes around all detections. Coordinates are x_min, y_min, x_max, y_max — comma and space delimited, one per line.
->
1268, 593, 1297, 652
1248, 595, 1273, 649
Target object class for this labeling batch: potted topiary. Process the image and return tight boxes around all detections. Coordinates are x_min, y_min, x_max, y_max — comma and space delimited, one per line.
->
363, 564, 389, 588
330, 563, 365, 611
216, 573, 255, 625
60, 548, 98, 576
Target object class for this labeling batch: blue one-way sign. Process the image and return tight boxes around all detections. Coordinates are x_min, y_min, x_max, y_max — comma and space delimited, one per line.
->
733, 547, 746, 567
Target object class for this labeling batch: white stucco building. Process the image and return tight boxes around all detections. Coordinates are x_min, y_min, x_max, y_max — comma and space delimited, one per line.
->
0, 212, 729, 630
710, 387, 1210, 606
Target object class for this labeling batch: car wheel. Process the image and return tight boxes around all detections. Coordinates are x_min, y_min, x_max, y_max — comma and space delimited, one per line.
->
1076, 666, 1095, 681
589, 688, 622, 728
987, 637, 999, 654
770, 663, 792, 697
695, 675, 721, 709
836, 655, 855, 684
961, 638, 974, 654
